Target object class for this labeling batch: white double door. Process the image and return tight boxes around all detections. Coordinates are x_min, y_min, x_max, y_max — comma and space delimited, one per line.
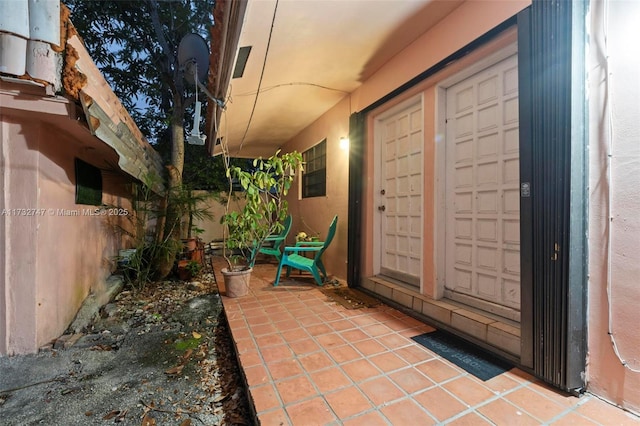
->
444, 53, 521, 314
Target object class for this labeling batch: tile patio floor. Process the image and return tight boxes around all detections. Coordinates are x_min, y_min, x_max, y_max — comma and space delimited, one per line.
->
212, 259, 640, 426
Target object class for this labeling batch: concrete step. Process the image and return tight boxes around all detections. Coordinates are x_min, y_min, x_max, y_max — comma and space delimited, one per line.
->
360, 276, 520, 361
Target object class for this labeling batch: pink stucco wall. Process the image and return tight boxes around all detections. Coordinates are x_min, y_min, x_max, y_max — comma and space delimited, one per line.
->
282, 96, 350, 281
350, 0, 530, 112
587, 0, 640, 414
1, 109, 132, 355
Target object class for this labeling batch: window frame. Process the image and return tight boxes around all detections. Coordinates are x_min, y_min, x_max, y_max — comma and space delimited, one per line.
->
301, 139, 327, 198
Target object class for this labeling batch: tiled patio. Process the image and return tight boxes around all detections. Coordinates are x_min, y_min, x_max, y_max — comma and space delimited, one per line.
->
213, 259, 640, 426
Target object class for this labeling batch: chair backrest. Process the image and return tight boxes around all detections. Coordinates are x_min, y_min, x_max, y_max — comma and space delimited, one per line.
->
313, 215, 338, 262
273, 214, 293, 249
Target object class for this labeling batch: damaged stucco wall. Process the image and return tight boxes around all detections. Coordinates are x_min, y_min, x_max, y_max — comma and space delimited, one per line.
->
0, 1, 163, 354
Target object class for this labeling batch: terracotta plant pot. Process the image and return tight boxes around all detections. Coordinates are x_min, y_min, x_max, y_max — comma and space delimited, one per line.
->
177, 259, 192, 281
221, 267, 252, 298
182, 238, 198, 252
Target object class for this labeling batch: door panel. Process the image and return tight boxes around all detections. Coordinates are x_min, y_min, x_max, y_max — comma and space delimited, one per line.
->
379, 101, 423, 287
444, 54, 520, 313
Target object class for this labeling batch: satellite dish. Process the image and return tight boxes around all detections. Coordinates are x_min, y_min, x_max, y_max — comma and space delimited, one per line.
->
178, 33, 209, 85
178, 34, 209, 145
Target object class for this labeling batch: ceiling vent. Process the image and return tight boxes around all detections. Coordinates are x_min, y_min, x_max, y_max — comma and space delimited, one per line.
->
232, 46, 252, 79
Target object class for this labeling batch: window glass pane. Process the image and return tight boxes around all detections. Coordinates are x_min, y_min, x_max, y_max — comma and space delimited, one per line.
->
75, 158, 102, 205
302, 139, 326, 198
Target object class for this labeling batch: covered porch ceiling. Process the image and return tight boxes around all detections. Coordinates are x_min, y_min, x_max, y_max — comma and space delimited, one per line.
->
210, 0, 463, 158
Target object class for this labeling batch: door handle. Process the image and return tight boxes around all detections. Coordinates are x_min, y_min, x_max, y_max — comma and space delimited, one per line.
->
378, 205, 386, 212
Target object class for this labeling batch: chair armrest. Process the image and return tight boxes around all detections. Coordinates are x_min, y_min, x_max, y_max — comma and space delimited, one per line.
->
295, 241, 324, 247
284, 246, 322, 253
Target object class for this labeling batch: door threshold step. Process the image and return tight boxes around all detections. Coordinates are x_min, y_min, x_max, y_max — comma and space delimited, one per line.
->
361, 276, 521, 359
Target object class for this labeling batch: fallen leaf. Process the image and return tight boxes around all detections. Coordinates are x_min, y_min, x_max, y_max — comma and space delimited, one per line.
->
115, 409, 128, 423
179, 419, 191, 426
182, 349, 193, 361
141, 413, 156, 426
164, 365, 184, 375
192, 331, 201, 339
90, 344, 112, 351
102, 410, 120, 420
213, 393, 228, 403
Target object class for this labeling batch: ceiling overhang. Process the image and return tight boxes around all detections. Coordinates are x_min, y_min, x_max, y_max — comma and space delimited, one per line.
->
208, 0, 464, 159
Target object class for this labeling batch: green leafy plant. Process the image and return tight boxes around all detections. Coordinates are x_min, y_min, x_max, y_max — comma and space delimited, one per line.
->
191, 226, 205, 237
111, 173, 212, 290
185, 260, 202, 278
220, 150, 303, 271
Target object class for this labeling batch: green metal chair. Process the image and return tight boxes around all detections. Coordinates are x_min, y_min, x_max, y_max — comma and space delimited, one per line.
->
274, 215, 338, 286
250, 214, 292, 267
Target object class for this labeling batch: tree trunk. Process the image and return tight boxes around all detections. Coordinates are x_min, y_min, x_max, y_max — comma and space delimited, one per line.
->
171, 98, 185, 180
154, 165, 183, 280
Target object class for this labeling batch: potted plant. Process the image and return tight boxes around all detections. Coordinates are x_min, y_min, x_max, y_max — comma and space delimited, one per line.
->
220, 150, 303, 297
185, 259, 202, 278
177, 259, 201, 281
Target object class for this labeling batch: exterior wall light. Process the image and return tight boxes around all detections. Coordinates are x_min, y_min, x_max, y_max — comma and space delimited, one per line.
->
339, 136, 349, 150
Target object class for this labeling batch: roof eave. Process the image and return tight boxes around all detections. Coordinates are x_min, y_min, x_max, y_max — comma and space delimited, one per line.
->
206, 0, 248, 156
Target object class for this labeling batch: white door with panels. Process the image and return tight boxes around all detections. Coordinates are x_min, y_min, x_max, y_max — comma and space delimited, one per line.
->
444, 54, 521, 316
377, 99, 423, 288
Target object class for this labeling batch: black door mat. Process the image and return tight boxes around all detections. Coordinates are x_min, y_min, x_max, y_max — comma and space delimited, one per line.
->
411, 330, 512, 381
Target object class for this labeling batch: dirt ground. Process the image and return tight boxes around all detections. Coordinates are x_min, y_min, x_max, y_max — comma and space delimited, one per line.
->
0, 268, 254, 426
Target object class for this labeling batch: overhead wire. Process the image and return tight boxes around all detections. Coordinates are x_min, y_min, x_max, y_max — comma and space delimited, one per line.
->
235, 82, 349, 97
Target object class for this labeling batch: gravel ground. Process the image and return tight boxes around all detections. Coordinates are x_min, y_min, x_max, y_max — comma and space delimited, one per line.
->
0, 268, 254, 426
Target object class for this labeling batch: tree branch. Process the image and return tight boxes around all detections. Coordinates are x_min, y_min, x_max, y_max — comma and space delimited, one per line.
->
147, 0, 173, 64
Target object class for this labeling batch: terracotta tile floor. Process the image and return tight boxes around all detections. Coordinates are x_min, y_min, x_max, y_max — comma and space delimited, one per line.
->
213, 260, 640, 425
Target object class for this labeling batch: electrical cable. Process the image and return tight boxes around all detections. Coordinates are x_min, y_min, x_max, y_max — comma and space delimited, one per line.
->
235, 82, 349, 97
238, 0, 279, 153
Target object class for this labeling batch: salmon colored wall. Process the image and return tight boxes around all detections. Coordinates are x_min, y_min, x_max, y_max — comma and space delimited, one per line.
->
350, 0, 530, 112
281, 96, 350, 282
1, 116, 132, 355
2, 117, 39, 354
587, 0, 640, 414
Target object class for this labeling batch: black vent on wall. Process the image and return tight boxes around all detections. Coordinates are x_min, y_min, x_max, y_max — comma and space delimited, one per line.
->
518, 0, 587, 393
75, 158, 103, 206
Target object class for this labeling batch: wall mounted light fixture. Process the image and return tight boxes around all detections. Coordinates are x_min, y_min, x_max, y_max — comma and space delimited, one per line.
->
339, 136, 349, 150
